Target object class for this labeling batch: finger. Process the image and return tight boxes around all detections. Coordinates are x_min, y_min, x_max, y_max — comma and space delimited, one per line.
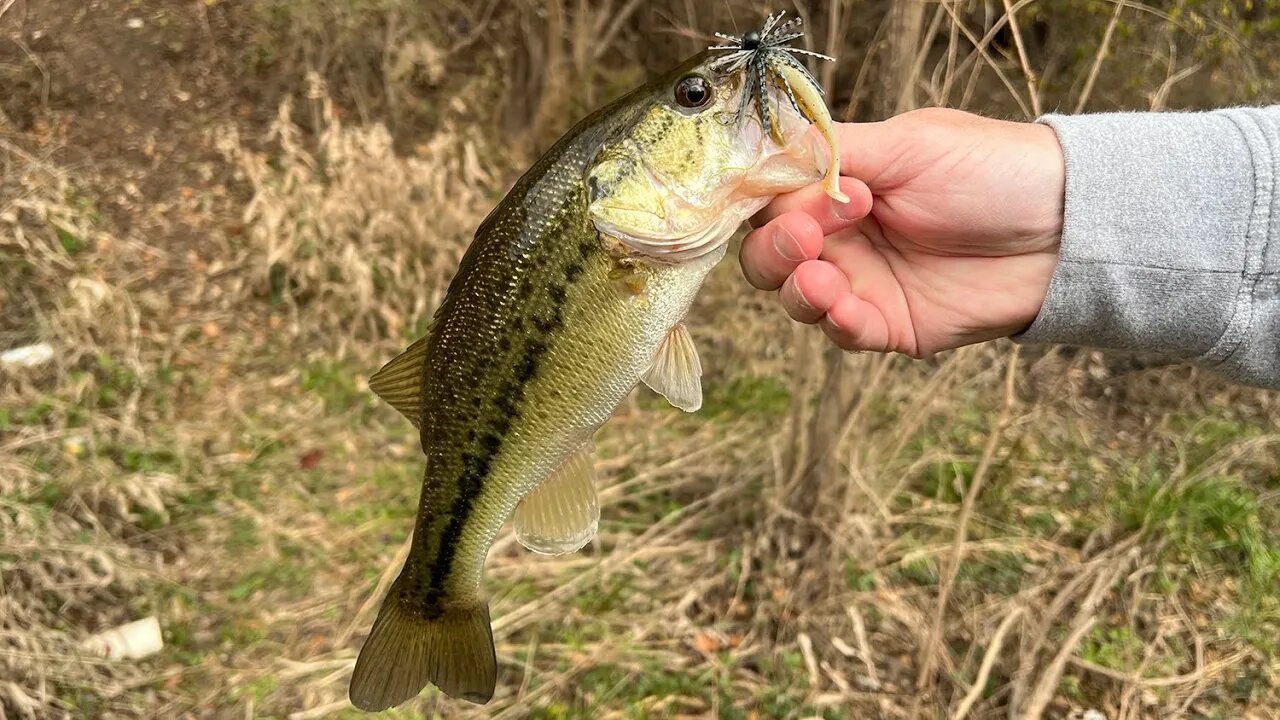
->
835, 121, 906, 188
739, 212, 824, 291
821, 293, 893, 353
749, 176, 871, 233
780, 260, 849, 324
817, 227, 901, 301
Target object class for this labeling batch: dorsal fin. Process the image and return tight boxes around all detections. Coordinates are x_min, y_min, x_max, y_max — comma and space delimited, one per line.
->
369, 336, 429, 428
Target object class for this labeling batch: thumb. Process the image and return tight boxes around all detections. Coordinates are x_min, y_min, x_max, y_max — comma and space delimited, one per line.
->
836, 108, 985, 189
835, 120, 912, 190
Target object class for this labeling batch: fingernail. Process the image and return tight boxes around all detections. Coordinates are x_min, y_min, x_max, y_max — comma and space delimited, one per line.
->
833, 198, 860, 222
785, 277, 814, 311
773, 225, 805, 262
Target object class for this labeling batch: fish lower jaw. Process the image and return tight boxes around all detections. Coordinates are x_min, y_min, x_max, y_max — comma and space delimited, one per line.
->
597, 226, 722, 264
595, 196, 769, 263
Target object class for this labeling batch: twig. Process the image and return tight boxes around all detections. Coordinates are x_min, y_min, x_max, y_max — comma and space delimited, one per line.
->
953, 606, 1024, 720
592, 0, 646, 61
912, 346, 1022, 715
1016, 558, 1130, 719
1001, 0, 1042, 117
1021, 616, 1098, 719
1007, 535, 1140, 714
0, 0, 17, 23
937, 1, 1032, 118
448, 0, 503, 53
12, 37, 50, 108
1068, 650, 1248, 688
940, 0, 1039, 107
820, 0, 844, 93
842, 11, 889, 121
797, 632, 820, 692
846, 604, 881, 689
938, 0, 962, 105
287, 699, 350, 720
1074, 0, 1127, 113
338, 533, 412, 647
1148, 61, 1202, 111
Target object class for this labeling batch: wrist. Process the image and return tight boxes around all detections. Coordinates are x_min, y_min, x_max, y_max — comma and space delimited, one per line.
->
1009, 122, 1065, 333
1024, 122, 1066, 255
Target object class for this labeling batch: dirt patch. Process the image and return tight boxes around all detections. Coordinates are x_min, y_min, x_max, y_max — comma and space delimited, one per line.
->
1, 0, 249, 198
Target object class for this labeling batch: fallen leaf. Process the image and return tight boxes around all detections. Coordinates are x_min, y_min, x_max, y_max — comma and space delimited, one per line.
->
692, 632, 721, 654
300, 449, 323, 470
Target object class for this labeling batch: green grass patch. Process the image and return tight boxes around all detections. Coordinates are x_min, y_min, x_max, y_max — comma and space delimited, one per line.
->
844, 559, 877, 592
894, 557, 939, 586
1080, 624, 1143, 671
301, 360, 371, 412
226, 556, 312, 602
1113, 473, 1280, 592
532, 662, 713, 719
55, 225, 84, 254
700, 375, 791, 417
956, 551, 1028, 596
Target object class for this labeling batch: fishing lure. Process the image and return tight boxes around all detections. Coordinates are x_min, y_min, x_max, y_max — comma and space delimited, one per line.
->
708, 11, 849, 203
708, 11, 836, 140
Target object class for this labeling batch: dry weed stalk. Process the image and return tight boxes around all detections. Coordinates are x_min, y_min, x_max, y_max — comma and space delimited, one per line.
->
1, 140, 183, 718
226, 73, 497, 349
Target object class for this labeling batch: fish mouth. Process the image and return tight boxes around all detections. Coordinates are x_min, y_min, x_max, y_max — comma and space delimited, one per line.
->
588, 147, 755, 262
586, 90, 827, 263
594, 194, 770, 263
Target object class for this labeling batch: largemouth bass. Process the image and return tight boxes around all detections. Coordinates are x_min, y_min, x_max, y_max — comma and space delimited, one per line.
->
350, 13, 846, 711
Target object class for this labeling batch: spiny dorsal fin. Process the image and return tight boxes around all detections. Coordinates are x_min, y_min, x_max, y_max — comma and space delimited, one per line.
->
642, 322, 703, 412
513, 443, 599, 555
369, 335, 429, 428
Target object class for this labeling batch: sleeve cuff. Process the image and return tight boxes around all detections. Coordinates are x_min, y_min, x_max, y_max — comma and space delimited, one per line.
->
1015, 109, 1261, 366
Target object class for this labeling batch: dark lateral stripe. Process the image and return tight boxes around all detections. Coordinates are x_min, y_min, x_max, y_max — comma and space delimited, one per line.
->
423, 247, 593, 610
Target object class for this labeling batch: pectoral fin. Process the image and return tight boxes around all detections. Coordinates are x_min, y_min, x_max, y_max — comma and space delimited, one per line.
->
642, 323, 702, 412
513, 444, 600, 555
368, 335, 429, 428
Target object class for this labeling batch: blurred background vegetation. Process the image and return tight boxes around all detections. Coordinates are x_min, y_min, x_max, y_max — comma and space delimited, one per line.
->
2, 1, 1279, 718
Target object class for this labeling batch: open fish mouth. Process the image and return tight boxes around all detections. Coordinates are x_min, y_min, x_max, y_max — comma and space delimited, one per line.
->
588, 114, 829, 262
708, 10, 849, 204
586, 11, 846, 264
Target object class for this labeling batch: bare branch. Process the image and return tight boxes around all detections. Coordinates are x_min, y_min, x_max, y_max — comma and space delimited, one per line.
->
1075, 0, 1127, 114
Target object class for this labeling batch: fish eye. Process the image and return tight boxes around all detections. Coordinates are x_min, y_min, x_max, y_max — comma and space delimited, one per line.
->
674, 75, 712, 110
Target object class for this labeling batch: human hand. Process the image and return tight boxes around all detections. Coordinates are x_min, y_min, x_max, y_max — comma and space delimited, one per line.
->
740, 107, 1065, 357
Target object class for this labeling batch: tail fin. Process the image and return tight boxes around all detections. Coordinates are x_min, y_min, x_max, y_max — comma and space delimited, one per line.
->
349, 583, 497, 710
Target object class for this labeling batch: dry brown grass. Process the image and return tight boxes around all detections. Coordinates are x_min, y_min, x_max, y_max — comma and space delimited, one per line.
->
3, 1, 1280, 719
0, 139, 185, 718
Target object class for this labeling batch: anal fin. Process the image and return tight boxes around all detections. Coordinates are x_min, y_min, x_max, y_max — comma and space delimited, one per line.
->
513, 444, 599, 555
369, 335, 429, 428
642, 322, 703, 412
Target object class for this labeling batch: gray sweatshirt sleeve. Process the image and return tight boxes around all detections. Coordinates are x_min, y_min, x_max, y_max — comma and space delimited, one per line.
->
1017, 107, 1280, 389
